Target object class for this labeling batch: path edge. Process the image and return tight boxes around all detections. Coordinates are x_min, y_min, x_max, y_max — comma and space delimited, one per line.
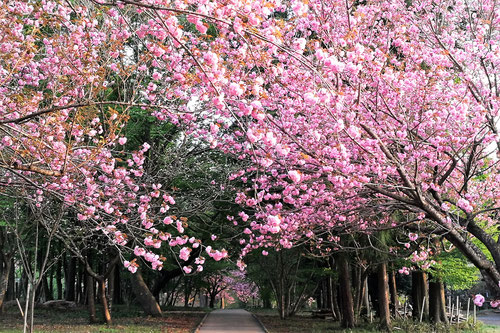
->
251, 312, 270, 333
193, 312, 210, 333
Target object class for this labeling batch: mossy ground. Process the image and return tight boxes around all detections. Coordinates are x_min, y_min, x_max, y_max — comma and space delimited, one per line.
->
0, 304, 206, 332
252, 309, 493, 333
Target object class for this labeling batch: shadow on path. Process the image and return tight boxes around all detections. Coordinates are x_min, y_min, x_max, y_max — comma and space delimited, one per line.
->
198, 309, 265, 333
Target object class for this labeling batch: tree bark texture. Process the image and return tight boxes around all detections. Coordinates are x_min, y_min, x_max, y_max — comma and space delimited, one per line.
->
377, 262, 392, 331
87, 274, 97, 323
388, 268, 399, 318
338, 255, 355, 328
130, 269, 162, 316
411, 270, 429, 321
429, 278, 448, 324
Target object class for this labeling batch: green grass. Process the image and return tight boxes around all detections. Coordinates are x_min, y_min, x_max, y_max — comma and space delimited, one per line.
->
253, 310, 494, 333
0, 304, 205, 332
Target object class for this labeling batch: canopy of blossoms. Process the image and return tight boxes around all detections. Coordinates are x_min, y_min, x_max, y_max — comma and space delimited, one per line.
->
1, 0, 499, 292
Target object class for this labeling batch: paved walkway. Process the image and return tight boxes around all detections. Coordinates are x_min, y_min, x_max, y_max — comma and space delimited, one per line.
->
198, 309, 266, 333
477, 310, 500, 326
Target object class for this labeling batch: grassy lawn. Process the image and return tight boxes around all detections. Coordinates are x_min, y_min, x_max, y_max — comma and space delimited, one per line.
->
252, 310, 493, 333
0, 304, 206, 332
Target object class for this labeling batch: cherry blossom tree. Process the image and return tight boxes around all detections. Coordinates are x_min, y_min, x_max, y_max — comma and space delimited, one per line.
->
3, 0, 500, 315
216, 0, 500, 300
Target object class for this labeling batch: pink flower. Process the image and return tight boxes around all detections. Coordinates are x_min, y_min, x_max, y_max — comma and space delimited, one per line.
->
267, 215, 281, 233
196, 21, 207, 34
118, 137, 127, 145
134, 246, 146, 257
409, 233, 418, 242
457, 198, 473, 213
288, 170, 301, 183
176, 220, 184, 233
179, 247, 190, 261
491, 300, 500, 308
398, 267, 410, 275
473, 294, 485, 307
183, 266, 192, 274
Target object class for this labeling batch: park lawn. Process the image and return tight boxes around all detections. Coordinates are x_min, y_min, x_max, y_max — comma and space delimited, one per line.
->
0, 305, 206, 332
253, 310, 492, 333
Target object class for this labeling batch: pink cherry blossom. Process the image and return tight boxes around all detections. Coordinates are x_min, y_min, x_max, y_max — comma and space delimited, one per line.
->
474, 294, 485, 307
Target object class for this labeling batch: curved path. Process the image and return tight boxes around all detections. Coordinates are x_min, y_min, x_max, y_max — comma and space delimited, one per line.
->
198, 309, 266, 333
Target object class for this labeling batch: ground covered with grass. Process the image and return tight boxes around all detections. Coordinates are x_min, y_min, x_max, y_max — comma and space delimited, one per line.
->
252, 310, 494, 333
0, 304, 206, 332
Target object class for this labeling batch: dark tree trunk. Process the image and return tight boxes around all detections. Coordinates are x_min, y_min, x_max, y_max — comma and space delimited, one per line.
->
209, 293, 216, 309
330, 276, 341, 321
411, 270, 429, 321
353, 266, 362, 315
130, 269, 162, 316
151, 248, 200, 301
65, 256, 76, 301
429, 277, 448, 324
317, 280, 323, 309
107, 265, 115, 311
87, 274, 97, 323
113, 267, 122, 305
42, 275, 52, 301
48, 268, 54, 301
76, 262, 84, 304
388, 268, 399, 318
0, 253, 13, 312
378, 262, 392, 331
56, 259, 63, 300
338, 255, 355, 328
6, 258, 15, 301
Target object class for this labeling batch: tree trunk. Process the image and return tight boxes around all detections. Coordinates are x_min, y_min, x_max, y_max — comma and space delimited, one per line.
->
209, 293, 216, 309
130, 269, 162, 316
411, 270, 428, 321
107, 265, 115, 312
429, 277, 448, 324
65, 256, 76, 301
113, 267, 121, 305
184, 277, 191, 307
76, 262, 84, 304
48, 268, 54, 301
328, 275, 340, 320
56, 259, 63, 300
353, 267, 362, 315
0, 253, 12, 313
42, 276, 51, 302
317, 280, 323, 309
99, 279, 112, 325
330, 276, 341, 321
87, 274, 97, 323
388, 268, 399, 318
6, 257, 15, 301
364, 278, 370, 319
378, 262, 392, 331
338, 255, 355, 328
